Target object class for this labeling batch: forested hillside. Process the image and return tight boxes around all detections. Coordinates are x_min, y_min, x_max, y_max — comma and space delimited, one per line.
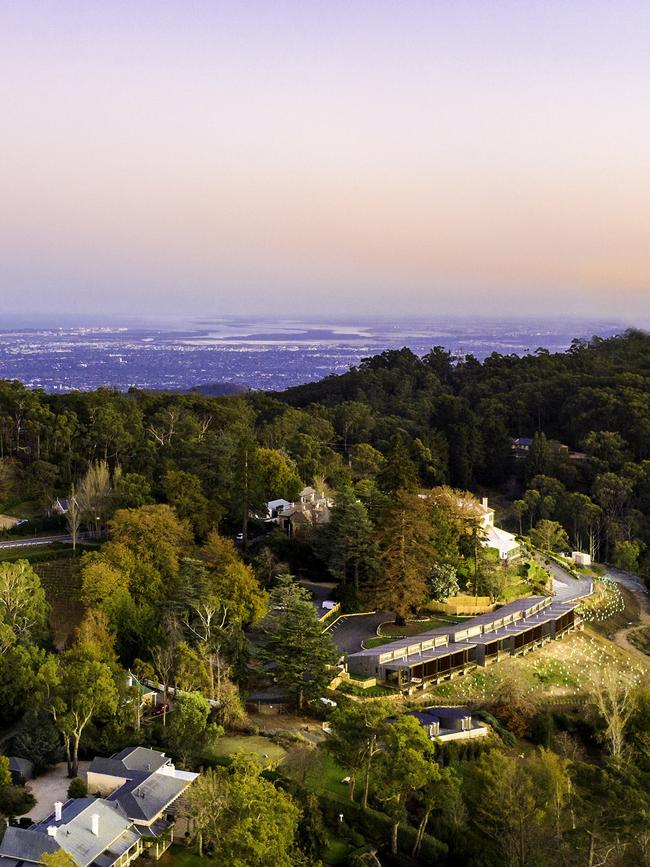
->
281, 329, 650, 577
1, 329, 649, 579
0, 331, 649, 866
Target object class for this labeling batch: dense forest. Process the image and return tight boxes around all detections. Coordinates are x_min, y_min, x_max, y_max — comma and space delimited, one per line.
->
1, 329, 649, 579
0, 330, 649, 865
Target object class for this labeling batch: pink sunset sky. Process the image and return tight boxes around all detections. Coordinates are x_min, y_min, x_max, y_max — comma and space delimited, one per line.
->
1, 1, 649, 322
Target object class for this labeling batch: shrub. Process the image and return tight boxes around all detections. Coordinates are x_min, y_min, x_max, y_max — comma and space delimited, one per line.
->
531, 711, 555, 747
0, 785, 35, 817
67, 777, 87, 799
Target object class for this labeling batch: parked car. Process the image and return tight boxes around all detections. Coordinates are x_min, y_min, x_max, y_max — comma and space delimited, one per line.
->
147, 703, 169, 718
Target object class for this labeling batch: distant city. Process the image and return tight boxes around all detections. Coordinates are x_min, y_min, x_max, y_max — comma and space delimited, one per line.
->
0, 316, 629, 393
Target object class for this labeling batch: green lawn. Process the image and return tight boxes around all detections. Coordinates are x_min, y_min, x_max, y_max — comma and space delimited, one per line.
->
499, 581, 533, 602
300, 751, 350, 804
154, 844, 216, 867
363, 636, 394, 649
322, 837, 355, 865
379, 616, 458, 637
206, 734, 287, 764
337, 681, 394, 697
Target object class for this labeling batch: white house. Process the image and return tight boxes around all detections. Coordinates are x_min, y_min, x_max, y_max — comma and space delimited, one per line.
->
477, 498, 520, 561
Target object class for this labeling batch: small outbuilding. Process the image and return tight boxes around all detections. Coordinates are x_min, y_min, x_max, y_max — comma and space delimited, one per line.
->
571, 551, 592, 567
8, 756, 35, 785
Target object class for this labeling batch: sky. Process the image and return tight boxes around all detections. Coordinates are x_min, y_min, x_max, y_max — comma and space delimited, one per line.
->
1, 1, 650, 325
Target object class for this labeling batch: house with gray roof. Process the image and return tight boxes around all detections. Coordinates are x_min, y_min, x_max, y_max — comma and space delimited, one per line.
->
0, 748, 199, 867
8, 757, 34, 786
405, 707, 489, 742
0, 798, 142, 867
87, 747, 198, 857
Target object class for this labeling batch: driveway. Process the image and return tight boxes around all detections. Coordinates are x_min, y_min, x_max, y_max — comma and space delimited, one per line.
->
604, 566, 649, 598
326, 611, 393, 654
23, 761, 91, 821
532, 553, 593, 602
603, 566, 650, 662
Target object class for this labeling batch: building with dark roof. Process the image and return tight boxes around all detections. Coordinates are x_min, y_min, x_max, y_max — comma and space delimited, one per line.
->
347, 595, 580, 691
0, 798, 142, 867
405, 707, 489, 742
8, 757, 34, 785
86, 747, 198, 859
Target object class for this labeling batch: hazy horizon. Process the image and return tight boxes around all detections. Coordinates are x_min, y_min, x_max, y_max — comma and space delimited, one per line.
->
2, 1, 650, 321
0, 312, 645, 334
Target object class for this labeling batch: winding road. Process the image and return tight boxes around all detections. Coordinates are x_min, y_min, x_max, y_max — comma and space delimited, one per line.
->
605, 566, 650, 661
0, 532, 94, 550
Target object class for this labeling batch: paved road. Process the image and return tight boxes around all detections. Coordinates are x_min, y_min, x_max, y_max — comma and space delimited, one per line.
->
326, 611, 393, 655
604, 566, 649, 599
329, 555, 595, 657
532, 553, 593, 602
0, 532, 93, 550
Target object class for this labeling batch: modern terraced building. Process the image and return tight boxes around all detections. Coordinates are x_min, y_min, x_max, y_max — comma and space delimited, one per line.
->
347, 596, 580, 691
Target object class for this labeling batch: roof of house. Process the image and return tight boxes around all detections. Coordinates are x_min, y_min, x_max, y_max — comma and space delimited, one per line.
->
383, 642, 476, 670
1, 799, 135, 867
107, 769, 193, 823
267, 498, 291, 509
0, 827, 60, 864
89, 747, 198, 825
348, 596, 553, 661
8, 757, 34, 779
484, 525, 520, 551
111, 747, 169, 774
410, 708, 473, 724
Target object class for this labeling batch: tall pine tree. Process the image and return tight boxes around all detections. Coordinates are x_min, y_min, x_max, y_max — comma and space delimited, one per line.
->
259, 576, 338, 709
373, 490, 436, 623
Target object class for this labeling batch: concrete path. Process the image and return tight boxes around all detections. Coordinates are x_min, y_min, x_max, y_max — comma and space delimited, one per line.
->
23, 761, 91, 821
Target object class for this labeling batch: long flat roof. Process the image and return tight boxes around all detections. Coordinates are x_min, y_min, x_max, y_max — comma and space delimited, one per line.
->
384, 643, 475, 670
349, 596, 554, 660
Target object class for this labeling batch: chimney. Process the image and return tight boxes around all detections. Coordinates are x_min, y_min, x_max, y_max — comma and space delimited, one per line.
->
482, 497, 489, 510
91, 814, 100, 836
54, 802, 63, 822
47, 827, 57, 837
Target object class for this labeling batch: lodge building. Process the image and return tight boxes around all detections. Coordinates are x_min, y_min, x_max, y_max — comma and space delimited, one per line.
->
346, 596, 579, 690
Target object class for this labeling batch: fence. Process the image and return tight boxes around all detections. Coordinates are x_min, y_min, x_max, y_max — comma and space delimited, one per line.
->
431, 594, 496, 616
